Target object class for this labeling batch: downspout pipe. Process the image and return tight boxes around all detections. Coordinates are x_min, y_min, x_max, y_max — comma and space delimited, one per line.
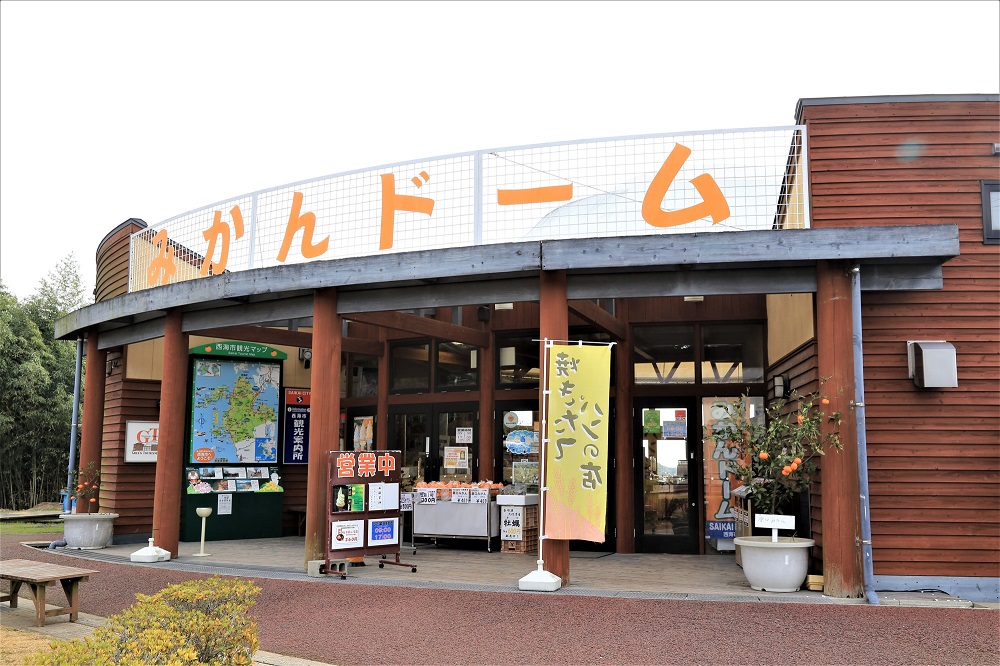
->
851, 264, 879, 605
64, 336, 84, 513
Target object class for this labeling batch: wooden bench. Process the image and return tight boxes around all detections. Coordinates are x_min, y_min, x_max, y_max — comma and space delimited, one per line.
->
0, 559, 98, 627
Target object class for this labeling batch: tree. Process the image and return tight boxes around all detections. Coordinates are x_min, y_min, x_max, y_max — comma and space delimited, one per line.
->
0, 255, 89, 510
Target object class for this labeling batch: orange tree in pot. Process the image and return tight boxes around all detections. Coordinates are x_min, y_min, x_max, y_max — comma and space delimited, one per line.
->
710, 385, 843, 518
709, 383, 843, 592
68, 461, 101, 513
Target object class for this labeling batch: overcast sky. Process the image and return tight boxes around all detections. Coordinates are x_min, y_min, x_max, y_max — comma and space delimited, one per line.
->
1, 1, 997, 301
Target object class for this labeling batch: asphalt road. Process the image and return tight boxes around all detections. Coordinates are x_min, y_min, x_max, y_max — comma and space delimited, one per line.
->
3, 532, 997, 666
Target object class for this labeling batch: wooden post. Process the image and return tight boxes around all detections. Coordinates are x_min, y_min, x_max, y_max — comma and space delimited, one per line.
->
478, 330, 496, 481
539, 270, 570, 583
152, 309, 187, 558
816, 260, 863, 598
305, 288, 342, 566
78, 331, 106, 486
614, 299, 635, 553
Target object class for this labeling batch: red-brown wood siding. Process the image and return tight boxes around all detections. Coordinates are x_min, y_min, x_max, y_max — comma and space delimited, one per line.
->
95, 222, 143, 303
801, 99, 1000, 578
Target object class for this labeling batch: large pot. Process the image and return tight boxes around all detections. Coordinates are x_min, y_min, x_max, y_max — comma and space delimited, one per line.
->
59, 513, 119, 549
733, 536, 815, 592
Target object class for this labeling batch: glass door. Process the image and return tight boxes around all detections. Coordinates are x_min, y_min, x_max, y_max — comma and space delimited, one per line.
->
635, 398, 700, 554
389, 404, 478, 491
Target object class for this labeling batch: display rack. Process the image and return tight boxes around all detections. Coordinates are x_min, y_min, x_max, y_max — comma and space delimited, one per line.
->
325, 450, 416, 577
412, 488, 499, 552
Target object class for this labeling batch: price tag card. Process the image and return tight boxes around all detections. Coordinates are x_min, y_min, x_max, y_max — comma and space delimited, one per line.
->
469, 488, 489, 504
400, 492, 414, 512
450, 487, 470, 503
417, 488, 437, 505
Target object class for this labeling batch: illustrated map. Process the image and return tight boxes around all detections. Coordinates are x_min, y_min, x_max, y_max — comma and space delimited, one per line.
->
190, 359, 281, 464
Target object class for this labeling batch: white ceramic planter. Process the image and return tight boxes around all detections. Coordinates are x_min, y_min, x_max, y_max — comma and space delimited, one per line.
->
59, 513, 118, 549
733, 535, 815, 592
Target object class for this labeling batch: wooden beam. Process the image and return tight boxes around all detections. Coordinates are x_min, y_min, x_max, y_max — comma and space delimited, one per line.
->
348, 311, 490, 348
568, 300, 627, 340
192, 325, 383, 357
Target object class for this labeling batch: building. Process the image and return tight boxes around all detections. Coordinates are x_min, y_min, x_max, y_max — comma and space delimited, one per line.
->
55, 94, 999, 601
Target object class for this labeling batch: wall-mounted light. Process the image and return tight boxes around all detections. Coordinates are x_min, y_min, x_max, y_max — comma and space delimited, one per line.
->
494, 303, 514, 311
773, 374, 788, 399
298, 347, 312, 369
106, 358, 121, 376
683, 295, 704, 302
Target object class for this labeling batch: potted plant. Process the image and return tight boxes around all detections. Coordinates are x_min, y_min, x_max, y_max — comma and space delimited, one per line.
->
59, 462, 119, 549
709, 385, 842, 592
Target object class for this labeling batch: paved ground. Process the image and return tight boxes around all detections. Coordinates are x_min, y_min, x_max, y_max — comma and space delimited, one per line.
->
2, 531, 998, 665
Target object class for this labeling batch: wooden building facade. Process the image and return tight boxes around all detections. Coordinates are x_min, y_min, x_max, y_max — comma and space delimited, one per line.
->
57, 94, 999, 602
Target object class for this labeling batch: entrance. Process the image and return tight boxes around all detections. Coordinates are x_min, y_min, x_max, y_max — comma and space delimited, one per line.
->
635, 398, 700, 554
388, 403, 478, 493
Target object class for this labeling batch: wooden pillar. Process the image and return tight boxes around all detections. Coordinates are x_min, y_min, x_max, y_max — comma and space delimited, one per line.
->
305, 288, 342, 566
614, 299, 635, 553
539, 270, 570, 583
152, 309, 187, 558
478, 330, 495, 481
816, 260, 863, 598
376, 328, 389, 450
78, 331, 107, 485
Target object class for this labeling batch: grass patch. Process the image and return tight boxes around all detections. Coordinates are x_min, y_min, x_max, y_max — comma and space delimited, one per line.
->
0, 626, 65, 663
0, 521, 63, 535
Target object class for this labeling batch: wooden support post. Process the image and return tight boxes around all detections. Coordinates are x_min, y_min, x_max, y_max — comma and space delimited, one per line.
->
305, 288, 342, 566
376, 328, 389, 451
79, 331, 107, 486
816, 260, 864, 598
153, 309, 187, 558
614, 299, 635, 553
539, 270, 570, 584
478, 330, 496, 481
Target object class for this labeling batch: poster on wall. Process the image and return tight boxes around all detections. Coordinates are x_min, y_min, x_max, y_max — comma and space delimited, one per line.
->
188, 343, 285, 465
186, 466, 283, 494
124, 421, 159, 462
283, 388, 310, 464
702, 397, 752, 538
352, 416, 374, 451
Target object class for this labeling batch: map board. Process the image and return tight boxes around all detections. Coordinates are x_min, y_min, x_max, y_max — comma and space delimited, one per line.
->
189, 350, 282, 465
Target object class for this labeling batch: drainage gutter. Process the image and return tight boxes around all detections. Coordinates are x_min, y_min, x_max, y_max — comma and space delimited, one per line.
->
851, 264, 879, 605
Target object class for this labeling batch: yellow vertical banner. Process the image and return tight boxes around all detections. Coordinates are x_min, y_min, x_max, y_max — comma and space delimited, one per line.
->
544, 344, 611, 542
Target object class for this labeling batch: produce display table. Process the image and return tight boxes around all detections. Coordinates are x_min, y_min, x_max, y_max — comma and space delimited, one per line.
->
413, 500, 499, 551
0, 559, 98, 627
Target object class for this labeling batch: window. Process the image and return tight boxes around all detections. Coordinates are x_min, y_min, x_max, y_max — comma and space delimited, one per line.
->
436, 341, 478, 391
497, 336, 541, 388
634, 326, 696, 384
702, 324, 764, 384
389, 341, 430, 392
983, 180, 999, 245
349, 354, 378, 398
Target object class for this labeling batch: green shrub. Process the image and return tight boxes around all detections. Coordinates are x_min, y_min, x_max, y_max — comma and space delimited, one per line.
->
26, 576, 260, 665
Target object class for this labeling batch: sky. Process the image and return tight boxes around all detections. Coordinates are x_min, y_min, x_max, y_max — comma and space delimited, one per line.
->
1, 0, 998, 301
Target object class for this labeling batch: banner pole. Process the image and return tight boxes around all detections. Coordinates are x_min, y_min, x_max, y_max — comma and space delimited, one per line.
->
518, 339, 561, 591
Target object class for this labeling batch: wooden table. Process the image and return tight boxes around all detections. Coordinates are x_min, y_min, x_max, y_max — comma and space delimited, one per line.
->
0, 559, 98, 627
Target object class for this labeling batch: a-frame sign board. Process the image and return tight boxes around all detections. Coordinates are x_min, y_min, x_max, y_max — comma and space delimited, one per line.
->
325, 450, 416, 577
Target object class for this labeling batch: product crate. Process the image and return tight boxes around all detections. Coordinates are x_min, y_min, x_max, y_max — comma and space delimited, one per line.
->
523, 505, 539, 529
501, 527, 539, 554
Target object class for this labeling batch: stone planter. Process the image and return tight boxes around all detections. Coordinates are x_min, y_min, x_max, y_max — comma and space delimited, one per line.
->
732, 535, 815, 592
59, 512, 118, 549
